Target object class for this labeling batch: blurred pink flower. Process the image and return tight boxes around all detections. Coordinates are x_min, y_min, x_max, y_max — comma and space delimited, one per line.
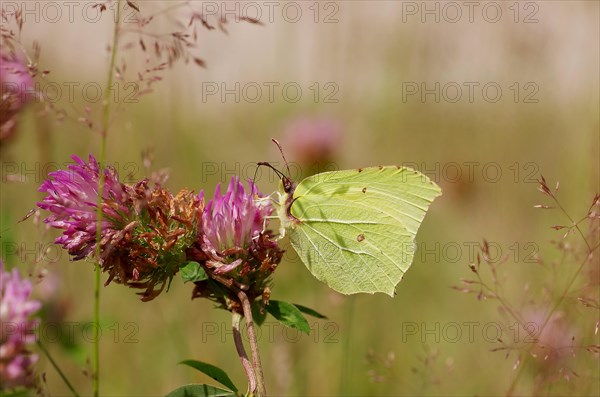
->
282, 116, 342, 166
0, 54, 35, 142
0, 260, 41, 389
525, 309, 576, 369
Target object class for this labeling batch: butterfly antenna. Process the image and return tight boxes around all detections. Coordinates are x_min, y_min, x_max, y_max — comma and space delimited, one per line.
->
256, 161, 285, 180
271, 139, 292, 178
252, 164, 261, 186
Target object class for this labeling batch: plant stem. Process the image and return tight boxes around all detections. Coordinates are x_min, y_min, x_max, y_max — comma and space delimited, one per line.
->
505, 234, 598, 395
506, 255, 593, 396
102, 0, 122, 139
232, 312, 257, 395
37, 340, 81, 397
202, 268, 266, 395
237, 290, 266, 397
93, 1, 122, 396
340, 295, 355, 395
550, 194, 592, 252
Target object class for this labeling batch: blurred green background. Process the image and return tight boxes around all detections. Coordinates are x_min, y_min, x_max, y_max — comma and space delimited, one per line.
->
1, 1, 598, 396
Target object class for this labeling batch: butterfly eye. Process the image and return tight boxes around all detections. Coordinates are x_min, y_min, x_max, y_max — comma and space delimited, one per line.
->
283, 177, 295, 194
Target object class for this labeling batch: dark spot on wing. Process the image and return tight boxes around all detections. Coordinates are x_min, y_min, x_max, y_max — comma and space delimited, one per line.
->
358, 168, 363, 173
378, 165, 383, 170
362, 187, 367, 193
357, 234, 365, 242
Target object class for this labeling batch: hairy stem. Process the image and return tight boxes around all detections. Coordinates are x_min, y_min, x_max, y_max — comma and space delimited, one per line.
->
340, 295, 355, 395
102, 0, 122, 140
237, 290, 267, 397
201, 267, 267, 396
37, 341, 81, 397
232, 312, 257, 395
93, 1, 121, 396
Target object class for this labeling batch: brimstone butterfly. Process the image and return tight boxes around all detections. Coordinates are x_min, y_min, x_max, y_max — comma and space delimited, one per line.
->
260, 142, 442, 296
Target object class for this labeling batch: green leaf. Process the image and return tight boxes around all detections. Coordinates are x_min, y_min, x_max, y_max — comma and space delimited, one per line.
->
251, 301, 268, 327
165, 384, 236, 397
293, 303, 328, 319
180, 262, 208, 283
266, 300, 310, 334
179, 360, 238, 392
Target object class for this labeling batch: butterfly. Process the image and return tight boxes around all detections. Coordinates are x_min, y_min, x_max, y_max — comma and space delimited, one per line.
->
259, 141, 442, 296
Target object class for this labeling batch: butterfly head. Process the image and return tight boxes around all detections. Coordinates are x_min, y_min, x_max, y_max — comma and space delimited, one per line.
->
281, 175, 296, 195
259, 139, 302, 235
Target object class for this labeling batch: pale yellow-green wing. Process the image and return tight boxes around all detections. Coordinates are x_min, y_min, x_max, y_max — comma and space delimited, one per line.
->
286, 166, 441, 295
